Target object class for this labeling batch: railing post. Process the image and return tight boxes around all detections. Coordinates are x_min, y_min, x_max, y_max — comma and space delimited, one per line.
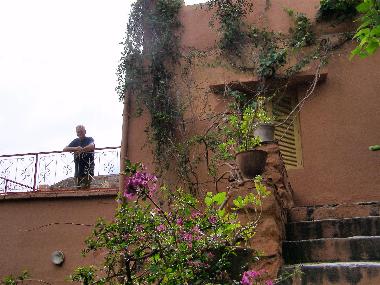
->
5, 179, 8, 194
33, 154, 39, 191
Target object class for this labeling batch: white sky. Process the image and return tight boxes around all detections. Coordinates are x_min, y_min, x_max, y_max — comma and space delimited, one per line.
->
0, 0, 204, 155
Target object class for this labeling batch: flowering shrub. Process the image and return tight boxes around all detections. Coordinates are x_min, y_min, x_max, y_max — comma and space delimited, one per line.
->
124, 169, 158, 199
72, 161, 273, 285
241, 270, 273, 285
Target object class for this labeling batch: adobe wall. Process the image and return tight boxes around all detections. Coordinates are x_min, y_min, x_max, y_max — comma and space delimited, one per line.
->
122, 0, 380, 206
289, 42, 380, 206
0, 191, 117, 284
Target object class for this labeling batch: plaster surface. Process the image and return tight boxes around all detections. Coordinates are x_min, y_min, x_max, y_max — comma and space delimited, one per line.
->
122, 0, 380, 206
0, 195, 117, 284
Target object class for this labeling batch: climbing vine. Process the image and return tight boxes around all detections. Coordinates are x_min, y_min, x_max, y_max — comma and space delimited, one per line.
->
317, 0, 360, 22
286, 9, 316, 48
205, 0, 252, 52
116, 0, 183, 166
170, 0, 342, 191
116, 0, 353, 193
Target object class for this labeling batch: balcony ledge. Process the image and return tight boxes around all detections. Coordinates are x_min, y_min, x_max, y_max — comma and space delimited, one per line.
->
0, 188, 119, 201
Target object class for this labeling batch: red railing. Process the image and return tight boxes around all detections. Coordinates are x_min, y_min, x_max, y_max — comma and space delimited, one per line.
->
0, 146, 120, 194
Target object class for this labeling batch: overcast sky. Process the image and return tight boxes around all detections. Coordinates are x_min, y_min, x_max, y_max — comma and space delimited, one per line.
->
0, 0, 202, 155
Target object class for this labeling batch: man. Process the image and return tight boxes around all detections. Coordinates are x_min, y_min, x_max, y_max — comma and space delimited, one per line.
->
63, 125, 95, 189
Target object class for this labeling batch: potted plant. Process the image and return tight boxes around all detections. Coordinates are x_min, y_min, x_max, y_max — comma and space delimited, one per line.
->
253, 96, 275, 143
218, 95, 267, 179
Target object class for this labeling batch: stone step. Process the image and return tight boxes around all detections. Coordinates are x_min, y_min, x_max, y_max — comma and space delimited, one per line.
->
283, 236, 380, 264
289, 202, 380, 222
286, 216, 380, 240
279, 262, 380, 285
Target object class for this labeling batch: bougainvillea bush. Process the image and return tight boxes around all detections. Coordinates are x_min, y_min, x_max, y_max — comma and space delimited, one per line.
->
71, 161, 272, 285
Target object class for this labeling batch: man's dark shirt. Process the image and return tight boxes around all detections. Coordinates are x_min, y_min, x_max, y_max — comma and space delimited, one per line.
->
68, 137, 95, 177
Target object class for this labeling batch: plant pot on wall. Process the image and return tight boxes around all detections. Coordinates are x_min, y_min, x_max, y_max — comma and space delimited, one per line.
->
236, 149, 267, 179
254, 123, 275, 142
211, 246, 255, 282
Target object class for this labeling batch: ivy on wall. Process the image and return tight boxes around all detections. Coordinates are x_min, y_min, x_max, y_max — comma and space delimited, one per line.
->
116, 0, 183, 167
116, 0, 355, 192
205, 0, 252, 52
317, 0, 360, 22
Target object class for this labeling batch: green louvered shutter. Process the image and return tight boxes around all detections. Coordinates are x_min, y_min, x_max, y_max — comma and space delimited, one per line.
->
272, 94, 303, 169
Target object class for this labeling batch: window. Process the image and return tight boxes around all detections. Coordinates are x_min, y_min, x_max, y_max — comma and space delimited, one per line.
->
271, 93, 303, 169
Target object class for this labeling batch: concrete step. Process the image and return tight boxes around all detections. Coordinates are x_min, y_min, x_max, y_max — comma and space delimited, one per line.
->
289, 202, 380, 222
283, 236, 380, 264
286, 216, 380, 240
279, 262, 380, 285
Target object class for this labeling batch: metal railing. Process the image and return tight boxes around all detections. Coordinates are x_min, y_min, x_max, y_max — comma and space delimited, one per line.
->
0, 147, 120, 194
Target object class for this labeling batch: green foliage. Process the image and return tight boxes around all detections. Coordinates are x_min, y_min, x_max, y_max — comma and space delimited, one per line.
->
116, 0, 183, 166
248, 28, 287, 78
217, 91, 276, 157
257, 46, 287, 78
116, 0, 147, 101
1, 271, 29, 285
222, 104, 262, 153
351, 0, 380, 58
76, 168, 270, 285
70, 266, 100, 285
206, 0, 252, 52
369, 144, 380, 151
286, 10, 316, 48
233, 176, 270, 209
123, 159, 143, 176
317, 0, 360, 21
255, 97, 273, 124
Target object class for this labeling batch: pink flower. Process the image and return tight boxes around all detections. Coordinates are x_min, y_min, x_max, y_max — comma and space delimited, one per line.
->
136, 225, 144, 232
176, 218, 183, 226
265, 280, 274, 285
191, 211, 201, 219
192, 226, 203, 240
182, 232, 193, 242
208, 216, 217, 224
124, 192, 135, 200
124, 171, 158, 199
241, 275, 250, 285
156, 224, 166, 232
241, 270, 267, 285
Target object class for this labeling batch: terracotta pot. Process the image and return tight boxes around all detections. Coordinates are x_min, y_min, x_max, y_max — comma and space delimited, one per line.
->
211, 246, 255, 282
254, 123, 275, 142
236, 149, 267, 179
228, 247, 255, 280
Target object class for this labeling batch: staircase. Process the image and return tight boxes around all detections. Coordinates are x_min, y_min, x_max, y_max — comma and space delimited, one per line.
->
280, 202, 380, 285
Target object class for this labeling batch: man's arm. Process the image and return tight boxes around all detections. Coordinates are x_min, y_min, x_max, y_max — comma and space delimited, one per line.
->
63, 146, 81, 152
63, 138, 81, 152
82, 142, 95, 152
63, 138, 94, 153
63, 144, 94, 152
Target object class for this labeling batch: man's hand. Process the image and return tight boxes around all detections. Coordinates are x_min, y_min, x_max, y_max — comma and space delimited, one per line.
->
74, 146, 83, 153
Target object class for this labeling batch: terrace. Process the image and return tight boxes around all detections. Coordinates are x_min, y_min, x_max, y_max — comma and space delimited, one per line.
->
0, 146, 120, 195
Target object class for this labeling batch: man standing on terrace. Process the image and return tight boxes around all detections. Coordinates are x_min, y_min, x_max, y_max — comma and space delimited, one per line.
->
63, 125, 95, 189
